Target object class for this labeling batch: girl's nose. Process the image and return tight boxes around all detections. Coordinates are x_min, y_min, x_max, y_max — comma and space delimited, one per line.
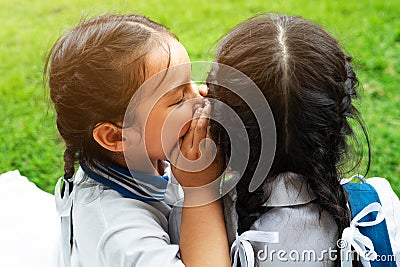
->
189, 82, 208, 98
197, 84, 208, 96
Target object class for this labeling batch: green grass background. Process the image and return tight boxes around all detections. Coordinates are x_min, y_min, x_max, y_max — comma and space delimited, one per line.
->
0, 0, 399, 196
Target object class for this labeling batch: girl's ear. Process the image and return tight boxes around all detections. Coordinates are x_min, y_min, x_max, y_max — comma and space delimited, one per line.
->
93, 122, 124, 152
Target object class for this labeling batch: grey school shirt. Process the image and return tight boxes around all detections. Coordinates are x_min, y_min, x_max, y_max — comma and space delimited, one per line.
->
223, 172, 338, 266
169, 172, 338, 266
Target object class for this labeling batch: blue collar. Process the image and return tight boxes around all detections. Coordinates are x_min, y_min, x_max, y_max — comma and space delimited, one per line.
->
80, 160, 169, 202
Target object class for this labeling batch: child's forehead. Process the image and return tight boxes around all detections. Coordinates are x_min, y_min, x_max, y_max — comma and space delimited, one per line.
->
141, 40, 191, 98
146, 38, 190, 74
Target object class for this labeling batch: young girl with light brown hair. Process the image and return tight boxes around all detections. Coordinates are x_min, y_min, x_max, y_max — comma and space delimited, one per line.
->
46, 13, 230, 267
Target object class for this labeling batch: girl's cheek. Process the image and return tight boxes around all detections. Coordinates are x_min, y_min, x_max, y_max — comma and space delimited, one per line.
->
166, 102, 196, 140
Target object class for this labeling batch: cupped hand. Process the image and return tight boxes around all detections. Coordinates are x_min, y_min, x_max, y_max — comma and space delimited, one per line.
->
170, 100, 221, 188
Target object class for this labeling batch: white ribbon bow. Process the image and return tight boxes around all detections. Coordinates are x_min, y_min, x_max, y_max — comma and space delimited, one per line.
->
340, 202, 385, 267
55, 177, 74, 267
230, 230, 279, 267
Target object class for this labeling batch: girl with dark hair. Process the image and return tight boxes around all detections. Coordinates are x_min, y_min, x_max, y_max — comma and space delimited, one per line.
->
207, 14, 400, 266
46, 13, 230, 267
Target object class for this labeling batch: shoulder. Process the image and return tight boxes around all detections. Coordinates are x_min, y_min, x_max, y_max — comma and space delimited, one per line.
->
96, 200, 182, 266
72, 181, 184, 267
73, 181, 170, 234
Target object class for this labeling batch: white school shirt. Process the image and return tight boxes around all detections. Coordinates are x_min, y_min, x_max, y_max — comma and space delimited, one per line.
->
56, 166, 185, 267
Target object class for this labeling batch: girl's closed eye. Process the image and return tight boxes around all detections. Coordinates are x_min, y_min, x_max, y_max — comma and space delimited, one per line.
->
170, 93, 185, 106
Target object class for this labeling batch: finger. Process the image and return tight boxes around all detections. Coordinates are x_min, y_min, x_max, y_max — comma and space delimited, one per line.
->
206, 125, 211, 138
192, 102, 210, 150
179, 137, 183, 148
199, 124, 215, 163
181, 107, 202, 149
202, 125, 211, 151
199, 138, 217, 165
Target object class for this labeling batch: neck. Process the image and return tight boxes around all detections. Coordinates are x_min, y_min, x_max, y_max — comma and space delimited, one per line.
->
105, 151, 163, 176
122, 155, 164, 176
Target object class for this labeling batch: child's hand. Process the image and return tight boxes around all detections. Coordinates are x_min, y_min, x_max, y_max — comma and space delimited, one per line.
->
170, 101, 221, 189
171, 100, 230, 266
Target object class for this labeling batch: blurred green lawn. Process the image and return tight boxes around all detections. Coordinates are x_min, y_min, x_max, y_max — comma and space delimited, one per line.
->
0, 0, 399, 195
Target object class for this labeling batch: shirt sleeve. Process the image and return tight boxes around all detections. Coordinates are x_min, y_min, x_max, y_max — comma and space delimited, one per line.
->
97, 218, 185, 267
73, 185, 185, 267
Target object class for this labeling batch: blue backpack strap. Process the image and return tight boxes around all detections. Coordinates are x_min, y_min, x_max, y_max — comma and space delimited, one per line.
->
344, 182, 396, 266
